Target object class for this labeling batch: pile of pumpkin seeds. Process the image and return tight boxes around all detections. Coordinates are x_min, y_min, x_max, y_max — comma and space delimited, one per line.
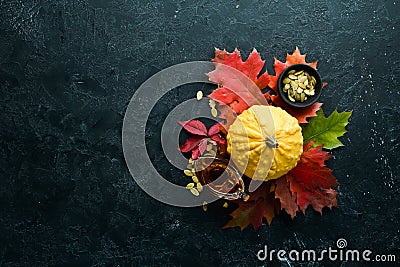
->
184, 143, 217, 196
184, 162, 203, 196
282, 69, 317, 102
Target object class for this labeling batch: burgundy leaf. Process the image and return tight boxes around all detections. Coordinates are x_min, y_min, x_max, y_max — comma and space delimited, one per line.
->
178, 135, 205, 153
178, 120, 208, 136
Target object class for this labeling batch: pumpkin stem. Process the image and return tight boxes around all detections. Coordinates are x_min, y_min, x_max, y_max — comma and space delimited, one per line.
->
265, 135, 279, 148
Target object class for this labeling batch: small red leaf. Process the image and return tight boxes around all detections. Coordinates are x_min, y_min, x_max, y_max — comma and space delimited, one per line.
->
210, 134, 226, 145
178, 135, 204, 152
208, 122, 222, 136
178, 120, 208, 136
191, 147, 201, 160
198, 139, 208, 156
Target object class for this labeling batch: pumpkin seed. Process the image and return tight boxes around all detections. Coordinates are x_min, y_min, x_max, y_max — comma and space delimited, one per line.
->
290, 80, 298, 89
192, 176, 199, 183
309, 90, 315, 96
283, 77, 290, 84
294, 70, 304, 76
300, 92, 305, 102
288, 69, 296, 74
288, 94, 295, 102
184, 170, 193, 176
196, 90, 203, 100
297, 88, 303, 94
186, 183, 195, 189
202, 201, 208, 212
211, 108, 218, 117
298, 83, 306, 89
298, 75, 307, 83
289, 74, 297, 80
196, 183, 203, 192
190, 188, 199, 196
304, 79, 308, 86
209, 99, 216, 108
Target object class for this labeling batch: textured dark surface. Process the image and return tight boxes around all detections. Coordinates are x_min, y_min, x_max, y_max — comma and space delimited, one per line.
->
0, 0, 399, 266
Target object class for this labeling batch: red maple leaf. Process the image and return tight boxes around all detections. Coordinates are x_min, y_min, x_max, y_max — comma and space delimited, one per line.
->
207, 48, 269, 114
222, 182, 277, 231
178, 120, 226, 160
267, 47, 322, 123
276, 142, 338, 215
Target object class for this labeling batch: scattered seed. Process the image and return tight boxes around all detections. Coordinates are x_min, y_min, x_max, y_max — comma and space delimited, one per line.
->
186, 183, 195, 189
223, 202, 229, 208
192, 176, 199, 183
211, 108, 218, 117
202, 201, 208, 212
186, 163, 193, 169
188, 158, 194, 164
209, 99, 216, 108
184, 170, 193, 176
190, 188, 200, 196
196, 90, 203, 100
196, 183, 203, 192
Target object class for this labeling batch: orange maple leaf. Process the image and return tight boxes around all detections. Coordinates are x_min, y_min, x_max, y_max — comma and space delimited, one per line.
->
207, 48, 269, 115
267, 47, 323, 123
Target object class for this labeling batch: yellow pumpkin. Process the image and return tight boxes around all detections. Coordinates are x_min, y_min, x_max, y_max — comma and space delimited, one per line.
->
227, 105, 303, 181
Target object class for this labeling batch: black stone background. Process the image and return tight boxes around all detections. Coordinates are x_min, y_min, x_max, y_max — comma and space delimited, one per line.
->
0, 0, 399, 266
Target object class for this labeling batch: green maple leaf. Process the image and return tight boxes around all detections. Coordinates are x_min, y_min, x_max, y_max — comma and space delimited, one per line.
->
302, 109, 352, 149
